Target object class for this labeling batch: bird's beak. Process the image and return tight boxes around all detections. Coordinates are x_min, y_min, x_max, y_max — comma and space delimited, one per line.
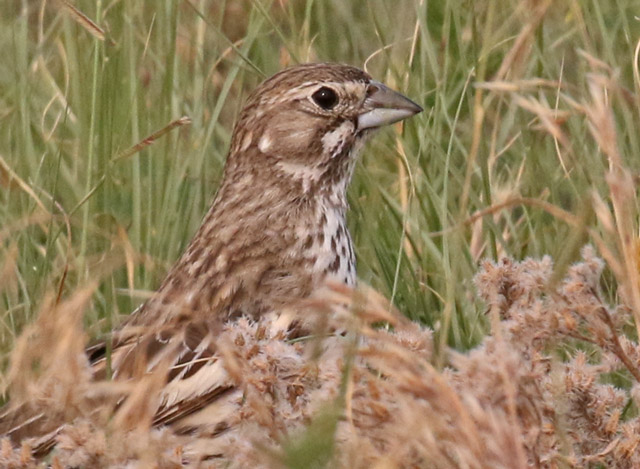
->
357, 80, 423, 130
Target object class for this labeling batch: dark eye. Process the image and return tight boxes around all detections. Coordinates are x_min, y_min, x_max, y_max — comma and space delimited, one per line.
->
311, 87, 338, 110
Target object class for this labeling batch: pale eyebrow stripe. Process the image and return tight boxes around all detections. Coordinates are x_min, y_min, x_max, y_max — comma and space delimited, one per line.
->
280, 81, 365, 101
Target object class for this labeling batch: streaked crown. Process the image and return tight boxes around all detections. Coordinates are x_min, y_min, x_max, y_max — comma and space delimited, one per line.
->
227, 63, 422, 177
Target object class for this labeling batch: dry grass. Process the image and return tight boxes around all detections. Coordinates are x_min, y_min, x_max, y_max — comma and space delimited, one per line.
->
3, 1, 640, 467
3, 246, 640, 467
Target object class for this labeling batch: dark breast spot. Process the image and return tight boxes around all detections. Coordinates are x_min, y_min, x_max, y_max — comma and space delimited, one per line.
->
329, 255, 340, 272
303, 234, 313, 250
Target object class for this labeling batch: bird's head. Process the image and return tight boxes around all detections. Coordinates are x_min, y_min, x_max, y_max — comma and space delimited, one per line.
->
226, 63, 422, 194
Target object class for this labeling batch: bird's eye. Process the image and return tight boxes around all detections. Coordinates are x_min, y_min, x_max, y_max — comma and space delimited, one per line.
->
311, 87, 339, 110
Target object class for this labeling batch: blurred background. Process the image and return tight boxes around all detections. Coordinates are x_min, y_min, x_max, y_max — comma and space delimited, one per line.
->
1, 0, 639, 367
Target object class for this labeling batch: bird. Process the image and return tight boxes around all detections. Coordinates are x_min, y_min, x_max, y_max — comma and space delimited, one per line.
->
0, 62, 422, 459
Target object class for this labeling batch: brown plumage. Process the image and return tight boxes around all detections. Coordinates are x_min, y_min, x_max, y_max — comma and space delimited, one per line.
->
0, 63, 422, 458
129, 63, 419, 326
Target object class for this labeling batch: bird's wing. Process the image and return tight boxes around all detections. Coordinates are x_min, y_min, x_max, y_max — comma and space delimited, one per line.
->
0, 318, 240, 457
94, 318, 238, 423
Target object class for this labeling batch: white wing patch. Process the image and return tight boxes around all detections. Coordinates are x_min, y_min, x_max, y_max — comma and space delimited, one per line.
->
160, 359, 230, 411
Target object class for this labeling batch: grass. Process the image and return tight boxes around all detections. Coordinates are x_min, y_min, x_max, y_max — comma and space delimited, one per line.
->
1, 0, 638, 354
2, 0, 640, 466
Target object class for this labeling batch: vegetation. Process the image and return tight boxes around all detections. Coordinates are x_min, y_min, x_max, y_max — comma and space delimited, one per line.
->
2, 0, 640, 467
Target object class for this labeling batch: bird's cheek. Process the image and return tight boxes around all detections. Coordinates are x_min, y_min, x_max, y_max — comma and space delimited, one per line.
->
257, 114, 319, 157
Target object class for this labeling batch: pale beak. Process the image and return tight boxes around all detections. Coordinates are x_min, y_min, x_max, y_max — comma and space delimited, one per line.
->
357, 80, 423, 130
